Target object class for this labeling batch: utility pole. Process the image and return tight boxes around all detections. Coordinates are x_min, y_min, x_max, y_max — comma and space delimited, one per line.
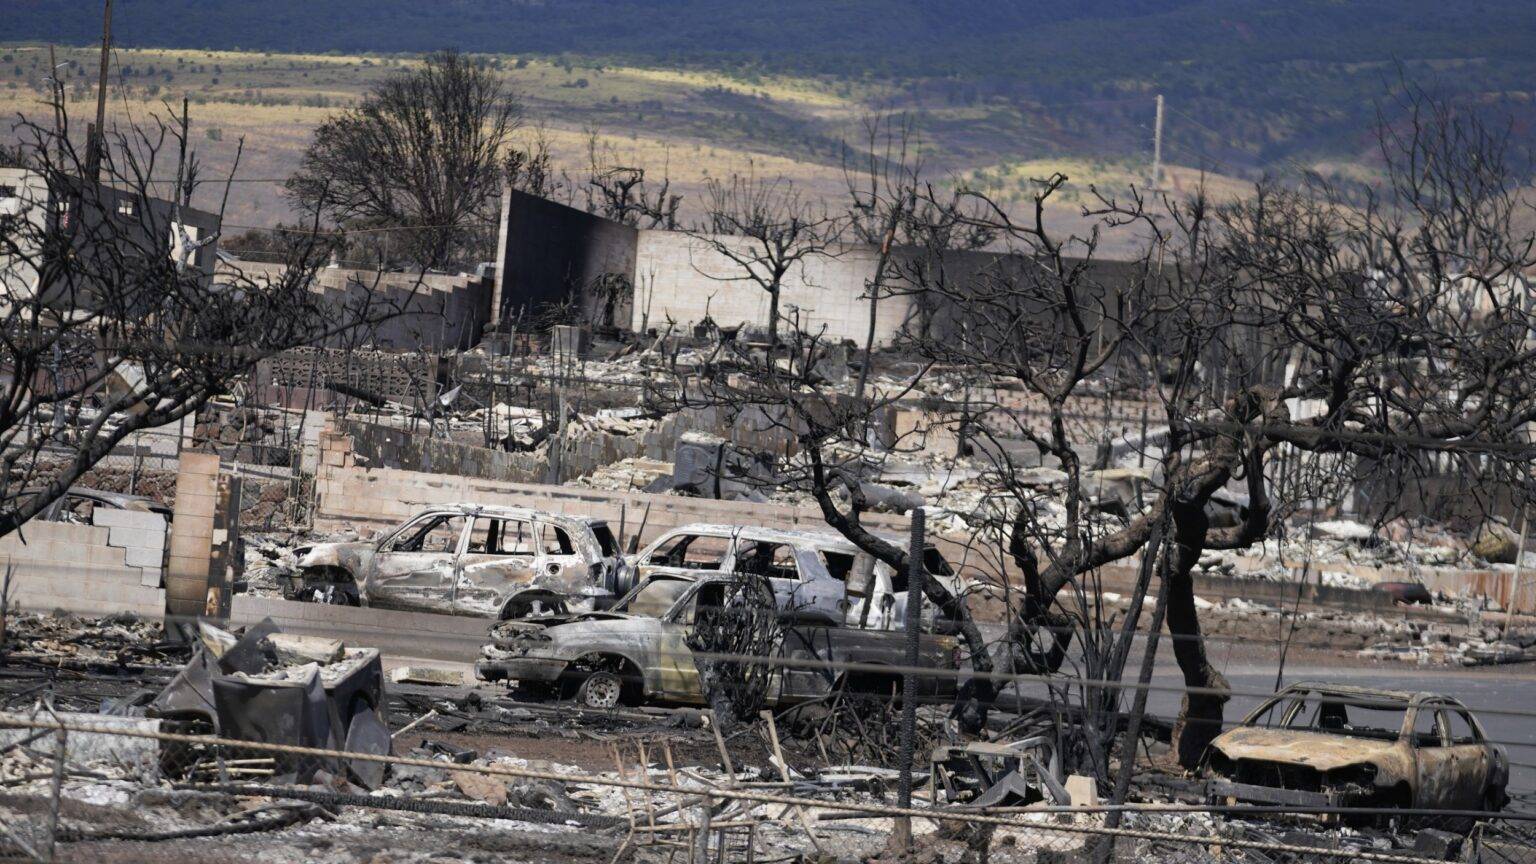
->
1149, 93, 1164, 191
88, 0, 113, 180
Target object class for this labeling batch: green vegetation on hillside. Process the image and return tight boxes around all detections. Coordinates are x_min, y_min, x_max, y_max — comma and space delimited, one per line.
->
5, 0, 1535, 172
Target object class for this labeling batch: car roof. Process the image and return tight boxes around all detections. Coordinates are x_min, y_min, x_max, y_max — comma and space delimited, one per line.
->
1280, 681, 1443, 705
63, 486, 174, 515
664, 523, 869, 552
415, 504, 585, 524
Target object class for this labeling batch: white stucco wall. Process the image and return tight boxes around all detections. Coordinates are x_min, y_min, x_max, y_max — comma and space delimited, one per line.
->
0, 168, 49, 300
630, 231, 916, 345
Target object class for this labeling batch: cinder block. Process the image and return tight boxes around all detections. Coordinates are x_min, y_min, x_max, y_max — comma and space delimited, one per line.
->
91, 509, 169, 531
163, 579, 207, 604
123, 546, 164, 569
168, 533, 212, 562
138, 567, 163, 588
175, 492, 217, 520
178, 452, 220, 476
166, 553, 210, 580
107, 526, 167, 551
81, 545, 128, 567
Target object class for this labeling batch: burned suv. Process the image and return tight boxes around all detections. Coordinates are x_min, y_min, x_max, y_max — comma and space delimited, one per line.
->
287, 506, 627, 617
1203, 683, 1508, 823
625, 523, 965, 628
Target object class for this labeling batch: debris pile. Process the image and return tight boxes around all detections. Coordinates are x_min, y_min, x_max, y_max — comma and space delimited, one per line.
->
1359, 624, 1536, 666
0, 610, 176, 668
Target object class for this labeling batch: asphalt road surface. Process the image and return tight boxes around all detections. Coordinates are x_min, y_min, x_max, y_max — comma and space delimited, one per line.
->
1004, 647, 1536, 804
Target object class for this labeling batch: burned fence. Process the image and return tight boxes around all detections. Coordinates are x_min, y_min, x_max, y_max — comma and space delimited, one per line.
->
5, 712, 1532, 864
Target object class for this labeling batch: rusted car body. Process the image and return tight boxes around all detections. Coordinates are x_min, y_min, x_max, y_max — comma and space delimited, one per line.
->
288, 505, 626, 618
476, 573, 962, 709
1203, 683, 1508, 823
627, 523, 966, 630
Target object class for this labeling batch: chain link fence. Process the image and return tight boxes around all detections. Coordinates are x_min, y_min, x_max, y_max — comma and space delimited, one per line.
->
2, 687, 1534, 864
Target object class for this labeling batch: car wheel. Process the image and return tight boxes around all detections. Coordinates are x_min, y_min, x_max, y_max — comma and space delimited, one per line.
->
575, 671, 624, 710
314, 584, 359, 606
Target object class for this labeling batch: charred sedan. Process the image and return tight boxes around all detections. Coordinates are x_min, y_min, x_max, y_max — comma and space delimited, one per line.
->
287, 506, 627, 617
476, 573, 962, 709
1203, 683, 1507, 826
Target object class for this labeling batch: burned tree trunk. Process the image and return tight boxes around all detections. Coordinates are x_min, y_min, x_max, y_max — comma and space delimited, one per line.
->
685, 571, 784, 732
1165, 496, 1230, 768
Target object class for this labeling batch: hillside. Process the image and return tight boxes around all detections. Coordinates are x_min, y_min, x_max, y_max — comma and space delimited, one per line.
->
0, 44, 1240, 252
6, 0, 1536, 174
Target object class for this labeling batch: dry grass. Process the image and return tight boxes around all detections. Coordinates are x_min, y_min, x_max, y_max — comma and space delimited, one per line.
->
0, 44, 1259, 242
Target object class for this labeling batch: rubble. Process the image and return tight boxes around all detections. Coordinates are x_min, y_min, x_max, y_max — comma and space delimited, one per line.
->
389, 665, 465, 686
0, 610, 177, 668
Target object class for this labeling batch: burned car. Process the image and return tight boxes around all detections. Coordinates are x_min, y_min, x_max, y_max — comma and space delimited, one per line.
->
626, 523, 967, 629
476, 572, 963, 709
286, 505, 626, 617
33, 486, 174, 523
1203, 682, 1508, 824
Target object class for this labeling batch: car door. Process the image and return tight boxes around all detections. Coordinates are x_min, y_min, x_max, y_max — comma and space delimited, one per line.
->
455, 516, 539, 616
655, 584, 711, 704
368, 512, 467, 613
733, 541, 832, 621
636, 532, 735, 582
537, 521, 588, 595
1410, 704, 1463, 810
1439, 706, 1493, 811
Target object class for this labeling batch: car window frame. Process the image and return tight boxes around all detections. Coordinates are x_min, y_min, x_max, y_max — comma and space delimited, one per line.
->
380, 511, 466, 554
1409, 703, 1446, 746
646, 532, 735, 570
1440, 703, 1482, 746
540, 521, 577, 557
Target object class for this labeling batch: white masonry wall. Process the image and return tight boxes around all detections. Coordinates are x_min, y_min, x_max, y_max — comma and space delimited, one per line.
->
0, 519, 165, 617
91, 508, 170, 587
630, 231, 917, 345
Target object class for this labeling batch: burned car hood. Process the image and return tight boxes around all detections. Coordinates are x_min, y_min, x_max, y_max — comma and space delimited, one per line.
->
296, 541, 373, 570
1211, 727, 1402, 772
488, 612, 646, 642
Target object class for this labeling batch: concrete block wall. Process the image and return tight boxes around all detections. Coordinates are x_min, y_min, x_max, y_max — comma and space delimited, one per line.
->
0, 520, 164, 617
339, 418, 546, 485
337, 403, 799, 489
91, 507, 168, 588
312, 460, 909, 549
165, 451, 220, 620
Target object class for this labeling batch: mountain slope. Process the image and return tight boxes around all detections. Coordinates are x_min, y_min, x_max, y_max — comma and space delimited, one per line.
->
5, 0, 1535, 172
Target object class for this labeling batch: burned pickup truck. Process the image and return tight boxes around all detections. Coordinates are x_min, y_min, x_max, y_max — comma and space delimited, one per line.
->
477, 571, 963, 710
285, 505, 627, 617
1203, 683, 1508, 825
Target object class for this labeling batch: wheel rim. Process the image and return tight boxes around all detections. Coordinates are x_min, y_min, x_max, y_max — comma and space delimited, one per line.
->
584, 674, 621, 709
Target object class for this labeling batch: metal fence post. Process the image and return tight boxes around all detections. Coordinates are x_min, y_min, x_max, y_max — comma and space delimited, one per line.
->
894, 508, 926, 851
44, 725, 66, 862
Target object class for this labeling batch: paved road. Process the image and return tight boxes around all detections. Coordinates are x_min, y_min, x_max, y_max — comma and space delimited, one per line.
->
289, 604, 1536, 801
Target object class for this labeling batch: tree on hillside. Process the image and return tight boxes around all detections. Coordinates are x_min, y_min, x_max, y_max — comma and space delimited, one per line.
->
286, 49, 519, 269
0, 95, 416, 540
